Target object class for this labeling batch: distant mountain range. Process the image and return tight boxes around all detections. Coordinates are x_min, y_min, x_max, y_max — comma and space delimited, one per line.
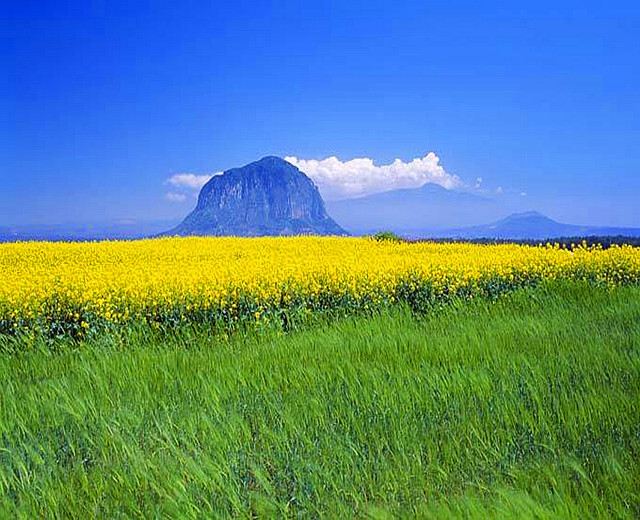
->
164, 156, 345, 237
327, 182, 503, 235
432, 211, 640, 240
327, 182, 640, 240
0, 219, 180, 242
2, 157, 638, 242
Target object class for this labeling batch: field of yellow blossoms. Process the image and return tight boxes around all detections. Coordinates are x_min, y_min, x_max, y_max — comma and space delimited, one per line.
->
1, 237, 639, 337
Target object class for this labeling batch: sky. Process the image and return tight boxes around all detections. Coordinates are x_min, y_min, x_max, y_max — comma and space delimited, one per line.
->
2, 0, 640, 227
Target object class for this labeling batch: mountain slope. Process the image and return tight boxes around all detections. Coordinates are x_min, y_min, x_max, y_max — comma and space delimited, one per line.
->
437, 211, 640, 239
165, 156, 346, 237
326, 183, 503, 235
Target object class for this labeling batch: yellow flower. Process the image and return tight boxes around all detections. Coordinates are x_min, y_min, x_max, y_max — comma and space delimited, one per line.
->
0, 237, 638, 332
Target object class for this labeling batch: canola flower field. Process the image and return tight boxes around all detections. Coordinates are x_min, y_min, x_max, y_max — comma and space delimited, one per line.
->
1, 237, 639, 337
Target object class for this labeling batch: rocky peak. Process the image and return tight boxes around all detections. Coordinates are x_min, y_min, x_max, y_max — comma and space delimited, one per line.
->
165, 156, 346, 237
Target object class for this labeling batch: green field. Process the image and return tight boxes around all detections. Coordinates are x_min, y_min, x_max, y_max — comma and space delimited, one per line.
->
1, 282, 639, 518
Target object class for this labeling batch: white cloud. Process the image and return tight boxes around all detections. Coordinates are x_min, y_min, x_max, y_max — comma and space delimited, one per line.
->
164, 171, 223, 202
285, 153, 462, 200
166, 172, 220, 190
475, 177, 483, 189
165, 192, 187, 203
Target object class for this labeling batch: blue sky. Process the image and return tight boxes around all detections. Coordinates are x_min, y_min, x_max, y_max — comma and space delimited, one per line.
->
2, 0, 640, 227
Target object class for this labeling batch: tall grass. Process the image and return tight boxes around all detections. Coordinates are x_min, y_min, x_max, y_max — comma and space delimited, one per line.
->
1, 281, 639, 518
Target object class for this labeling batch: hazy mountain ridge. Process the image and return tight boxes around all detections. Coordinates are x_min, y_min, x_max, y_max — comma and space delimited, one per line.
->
326, 182, 640, 240
432, 211, 640, 240
0, 220, 181, 242
327, 182, 504, 235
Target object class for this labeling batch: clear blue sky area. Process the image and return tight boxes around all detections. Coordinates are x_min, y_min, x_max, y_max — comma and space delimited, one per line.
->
2, 0, 639, 226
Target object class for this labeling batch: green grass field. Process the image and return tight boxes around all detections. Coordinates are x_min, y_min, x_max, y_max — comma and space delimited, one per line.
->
1, 282, 639, 518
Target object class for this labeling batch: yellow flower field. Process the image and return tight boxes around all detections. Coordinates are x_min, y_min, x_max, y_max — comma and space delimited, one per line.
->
1, 237, 639, 336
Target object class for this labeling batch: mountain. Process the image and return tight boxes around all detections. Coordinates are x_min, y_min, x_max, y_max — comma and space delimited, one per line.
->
0, 219, 181, 242
165, 156, 346, 237
436, 211, 640, 240
326, 183, 503, 235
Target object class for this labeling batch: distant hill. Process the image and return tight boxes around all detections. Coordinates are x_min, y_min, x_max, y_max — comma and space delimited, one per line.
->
0, 220, 181, 242
327, 183, 503, 235
164, 156, 346, 237
435, 211, 640, 240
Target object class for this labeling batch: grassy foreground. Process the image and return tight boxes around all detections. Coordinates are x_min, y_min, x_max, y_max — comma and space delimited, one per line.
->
1, 282, 639, 518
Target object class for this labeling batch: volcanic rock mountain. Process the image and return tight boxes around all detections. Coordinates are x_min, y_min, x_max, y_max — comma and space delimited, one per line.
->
165, 156, 346, 237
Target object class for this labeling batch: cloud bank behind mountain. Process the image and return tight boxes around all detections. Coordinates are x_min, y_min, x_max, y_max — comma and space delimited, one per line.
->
285, 153, 462, 200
